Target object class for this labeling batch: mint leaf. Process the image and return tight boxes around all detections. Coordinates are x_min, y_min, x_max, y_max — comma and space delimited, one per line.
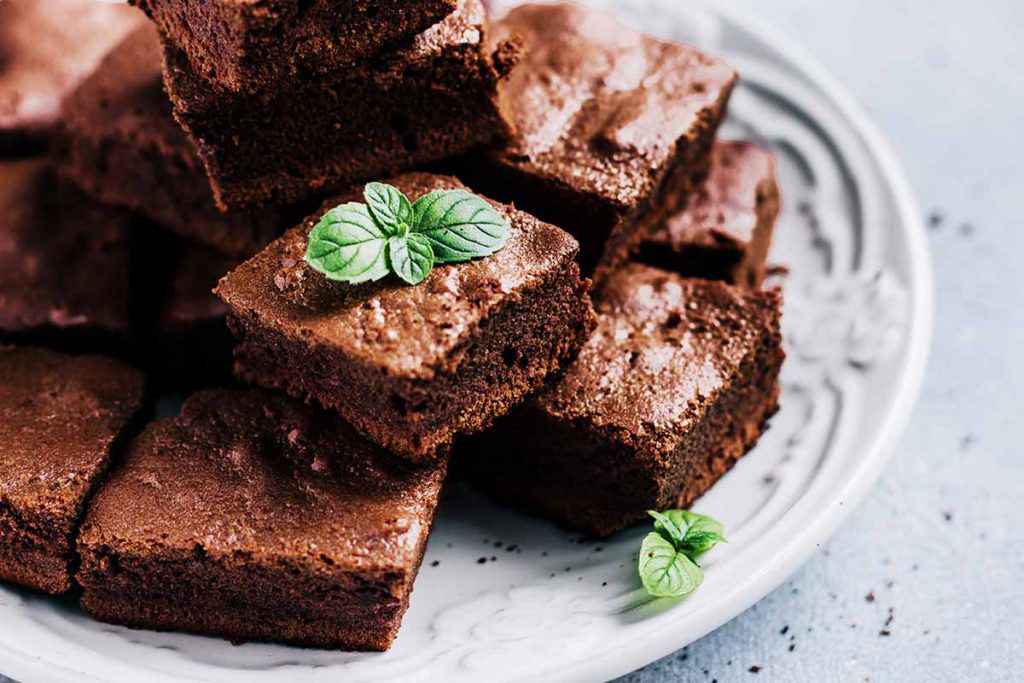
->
638, 509, 725, 599
677, 511, 726, 558
648, 510, 685, 544
365, 182, 413, 236
304, 183, 509, 287
411, 189, 509, 263
388, 234, 434, 285
638, 532, 704, 598
305, 203, 390, 284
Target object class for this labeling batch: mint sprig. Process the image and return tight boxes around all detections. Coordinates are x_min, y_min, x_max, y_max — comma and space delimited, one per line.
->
638, 510, 726, 599
305, 182, 510, 285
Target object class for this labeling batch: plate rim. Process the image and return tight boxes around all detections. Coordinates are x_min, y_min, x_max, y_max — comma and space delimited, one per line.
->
0, 3, 934, 683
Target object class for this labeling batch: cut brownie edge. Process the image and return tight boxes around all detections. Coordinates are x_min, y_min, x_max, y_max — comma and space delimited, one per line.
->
0, 512, 74, 594
77, 544, 418, 650
80, 589, 401, 651
228, 258, 596, 462
132, 0, 459, 95
190, 83, 514, 211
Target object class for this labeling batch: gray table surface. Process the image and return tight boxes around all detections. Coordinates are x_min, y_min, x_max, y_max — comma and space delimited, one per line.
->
622, 0, 1024, 681
4, 1, 1022, 682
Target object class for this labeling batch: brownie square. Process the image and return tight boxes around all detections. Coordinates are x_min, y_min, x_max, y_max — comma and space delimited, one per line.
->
0, 347, 145, 594
216, 172, 596, 463
464, 3, 736, 282
464, 263, 784, 537
132, 0, 458, 94
0, 0, 144, 156
635, 141, 781, 289
0, 159, 135, 348
55, 25, 288, 257
163, 0, 519, 210
77, 388, 447, 651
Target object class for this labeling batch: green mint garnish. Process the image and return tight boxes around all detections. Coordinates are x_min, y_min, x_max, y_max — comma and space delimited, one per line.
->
389, 233, 434, 285
411, 189, 510, 263
305, 182, 510, 285
365, 182, 414, 236
638, 509, 725, 599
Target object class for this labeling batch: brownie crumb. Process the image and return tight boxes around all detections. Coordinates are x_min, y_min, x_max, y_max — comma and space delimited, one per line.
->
431, 560, 440, 567
477, 557, 487, 564
749, 665, 762, 673
780, 625, 789, 635
865, 591, 876, 603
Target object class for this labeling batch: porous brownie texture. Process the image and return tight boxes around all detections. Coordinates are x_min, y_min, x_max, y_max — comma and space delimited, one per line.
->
465, 263, 784, 537
635, 141, 781, 288
77, 389, 447, 650
0, 159, 135, 348
131, 0, 458, 94
466, 3, 736, 283
0, 347, 145, 594
0, 0, 144, 156
54, 25, 287, 257
216, 172, 596, 463
163, 0, 518, 210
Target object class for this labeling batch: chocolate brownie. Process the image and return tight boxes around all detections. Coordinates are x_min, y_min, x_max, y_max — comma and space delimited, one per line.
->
55, 25, 286, 257
464, 263, 784, 537
163, 0, 519, 210
635, 141, 780, 289
0, 347, 145, 594
216, 172, 596, 463
0, 0, 143, 156
464, 3, 737, 282
0, 160, 135, 347
132, 0, 458, 94
77, 389, 447, 650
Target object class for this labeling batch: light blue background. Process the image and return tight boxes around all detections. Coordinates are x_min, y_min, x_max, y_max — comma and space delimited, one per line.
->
621, 0, 1024, 681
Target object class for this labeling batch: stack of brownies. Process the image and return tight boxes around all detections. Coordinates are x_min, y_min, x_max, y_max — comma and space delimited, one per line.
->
0, 0, 785, 651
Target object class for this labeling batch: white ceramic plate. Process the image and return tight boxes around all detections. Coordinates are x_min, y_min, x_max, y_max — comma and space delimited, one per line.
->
0, 1, 933, 681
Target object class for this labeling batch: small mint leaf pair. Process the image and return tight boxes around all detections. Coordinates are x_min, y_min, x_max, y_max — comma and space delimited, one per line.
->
305, 182, 510, 286
638, 510, 726, 599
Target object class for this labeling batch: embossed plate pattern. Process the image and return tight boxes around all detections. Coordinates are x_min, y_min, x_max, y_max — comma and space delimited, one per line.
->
0, 1, 933, 681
